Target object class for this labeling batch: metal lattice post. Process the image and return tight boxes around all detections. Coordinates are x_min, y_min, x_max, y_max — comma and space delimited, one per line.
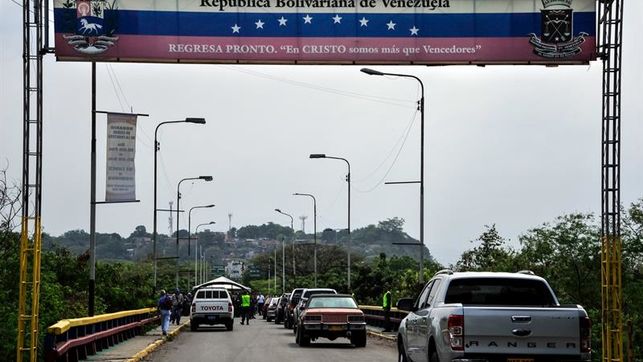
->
598, 0, 624, 361
17, 0, 45, 360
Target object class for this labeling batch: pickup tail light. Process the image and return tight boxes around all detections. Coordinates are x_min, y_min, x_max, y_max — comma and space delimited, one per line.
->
448, 314, 464, 351
580, 316, 591, 353
191, 303, 196, 313
229, 302, 233, 313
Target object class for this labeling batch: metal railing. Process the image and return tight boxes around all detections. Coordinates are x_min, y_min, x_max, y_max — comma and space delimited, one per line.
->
44, 308, 159, 362
359, 305, 408, 331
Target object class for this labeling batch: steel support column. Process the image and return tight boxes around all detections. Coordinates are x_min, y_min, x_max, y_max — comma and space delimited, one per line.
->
598, 0, 624, 361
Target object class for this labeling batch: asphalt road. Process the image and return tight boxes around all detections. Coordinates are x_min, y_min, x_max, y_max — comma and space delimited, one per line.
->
147, 317, 397, 362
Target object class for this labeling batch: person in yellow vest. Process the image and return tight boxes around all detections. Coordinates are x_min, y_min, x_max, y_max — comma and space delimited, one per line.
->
240, 290, 251, 325
382, 289, 392, 332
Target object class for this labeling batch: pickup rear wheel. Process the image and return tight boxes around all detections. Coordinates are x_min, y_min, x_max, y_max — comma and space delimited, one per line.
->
225, 320, 233, 331
190, 322, 198, 331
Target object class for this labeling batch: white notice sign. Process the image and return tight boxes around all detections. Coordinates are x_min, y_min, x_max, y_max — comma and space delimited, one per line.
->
106, 113, 137, 202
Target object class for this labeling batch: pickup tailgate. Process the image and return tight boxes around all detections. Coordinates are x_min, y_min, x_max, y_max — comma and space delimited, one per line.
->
463, 306, 581, 355
193, 300, 229, 314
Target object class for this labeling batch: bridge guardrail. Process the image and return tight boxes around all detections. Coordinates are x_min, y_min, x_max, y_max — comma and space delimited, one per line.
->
44, 307, 159, 362
359, 305, 408, 332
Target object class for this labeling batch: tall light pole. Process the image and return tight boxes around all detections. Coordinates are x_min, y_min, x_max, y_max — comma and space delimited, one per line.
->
195, 221, 215, 287
310, 153, 352, 291
361, 67, 426, 283
275, 208, 295, 286
188, 204, 215, 257
293, 193, 317, 287
153, 117, 205, 293
176, 176, 213, 288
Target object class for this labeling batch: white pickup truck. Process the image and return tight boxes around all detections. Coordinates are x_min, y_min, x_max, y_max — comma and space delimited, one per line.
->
397, 270, 591, 362
190, 287, 234, 331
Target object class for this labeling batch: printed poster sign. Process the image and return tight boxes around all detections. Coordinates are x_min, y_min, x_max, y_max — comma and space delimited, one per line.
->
53, 0, 596, 64
106, 113, 137, 202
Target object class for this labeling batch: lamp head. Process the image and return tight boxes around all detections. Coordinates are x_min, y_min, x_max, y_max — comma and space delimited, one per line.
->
309, 154, 326, 159
360, 68, 384, 76
209, 221, 216, 225
275, 208, 282, 213
206, 204, 215, 208
200, 176, 213, 181
185, 117, 206, 124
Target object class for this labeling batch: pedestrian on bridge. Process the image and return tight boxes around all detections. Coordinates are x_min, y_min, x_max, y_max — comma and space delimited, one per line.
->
257, 293, 265, 317
382, 289, 392, 332
240, 290, 251, 325
158, 290, 172, 336
172, 288, 185, 325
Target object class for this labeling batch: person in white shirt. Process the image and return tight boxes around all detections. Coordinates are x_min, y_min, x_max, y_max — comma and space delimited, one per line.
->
257, 294, 265, 316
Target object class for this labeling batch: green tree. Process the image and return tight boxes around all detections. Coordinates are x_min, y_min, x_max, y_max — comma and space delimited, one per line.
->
455, 224, 516, 272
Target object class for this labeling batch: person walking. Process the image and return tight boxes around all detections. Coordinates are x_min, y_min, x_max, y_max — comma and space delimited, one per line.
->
158, 290, 172, 336
240, 290, 251, 325
173, 288, 184, 325
382, 289, 392, 332
257, 293, 265, 317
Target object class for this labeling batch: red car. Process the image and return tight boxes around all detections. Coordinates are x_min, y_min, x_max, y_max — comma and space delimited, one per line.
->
295, 294, 367, 347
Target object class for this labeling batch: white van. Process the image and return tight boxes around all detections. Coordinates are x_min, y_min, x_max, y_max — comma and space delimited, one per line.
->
190, 287, 234, 331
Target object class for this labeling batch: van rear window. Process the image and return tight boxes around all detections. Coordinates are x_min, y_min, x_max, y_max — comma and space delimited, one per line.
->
444, 278, 556, 306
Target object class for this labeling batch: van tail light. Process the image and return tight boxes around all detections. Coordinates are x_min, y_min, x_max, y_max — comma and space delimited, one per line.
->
448, 314, 464, 351
580, 316, 591, 353
191, 303, 196, 313
229, 302, 233, 313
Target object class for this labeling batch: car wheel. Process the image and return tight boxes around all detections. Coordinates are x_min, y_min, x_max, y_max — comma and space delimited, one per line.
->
226, 320, 233, 331
293, 322, 297, 335
190, 322, 197, 331
351, 330, 367, 347
297, 324, 310, 347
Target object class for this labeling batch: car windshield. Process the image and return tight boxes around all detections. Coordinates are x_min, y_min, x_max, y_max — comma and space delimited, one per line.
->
308, 297, 357, 308
303, 289, 335, 298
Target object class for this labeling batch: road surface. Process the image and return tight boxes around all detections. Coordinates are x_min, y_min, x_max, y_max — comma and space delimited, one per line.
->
147, 318, 397, 362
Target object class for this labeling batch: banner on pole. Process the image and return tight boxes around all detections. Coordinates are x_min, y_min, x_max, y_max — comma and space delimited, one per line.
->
106, 113, 137, 202
53, 0, 596, 65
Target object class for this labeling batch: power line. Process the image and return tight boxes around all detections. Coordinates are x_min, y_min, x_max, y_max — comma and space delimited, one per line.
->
352, 109, 419, 193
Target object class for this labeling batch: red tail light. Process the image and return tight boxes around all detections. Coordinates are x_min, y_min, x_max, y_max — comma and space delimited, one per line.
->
191, 303, 196, 313
580, 316, 591, 353
229, 302, 233, 313
448, 314, 464, 351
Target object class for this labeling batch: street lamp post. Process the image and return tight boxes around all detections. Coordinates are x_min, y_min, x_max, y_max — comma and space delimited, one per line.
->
361, 67, 426, 283
275, 208, 295, 286
188, 204, 215, 257
176, 176, 213, 288
153, 118, 206, 293
293, 193, 317, 287
194, 221, 215, 286
310, 153, 352, 291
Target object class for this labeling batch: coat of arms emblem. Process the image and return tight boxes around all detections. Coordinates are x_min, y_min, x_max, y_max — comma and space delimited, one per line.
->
529, 0, 588, 58
62, 0, 119, 55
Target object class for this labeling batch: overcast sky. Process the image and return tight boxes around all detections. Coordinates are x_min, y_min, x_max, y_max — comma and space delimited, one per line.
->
1, 1, 641, 265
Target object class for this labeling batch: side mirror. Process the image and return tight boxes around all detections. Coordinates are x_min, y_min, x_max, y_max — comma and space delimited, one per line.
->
396, 298, 415, 312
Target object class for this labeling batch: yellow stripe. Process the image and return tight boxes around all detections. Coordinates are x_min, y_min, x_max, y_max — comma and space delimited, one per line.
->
48, 307, 157, 335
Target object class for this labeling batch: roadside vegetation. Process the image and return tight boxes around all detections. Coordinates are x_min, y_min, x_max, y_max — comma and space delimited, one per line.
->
0, 165, 641, 360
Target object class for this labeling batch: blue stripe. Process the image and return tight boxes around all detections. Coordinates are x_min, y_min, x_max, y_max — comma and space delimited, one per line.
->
54, 9, 595, 37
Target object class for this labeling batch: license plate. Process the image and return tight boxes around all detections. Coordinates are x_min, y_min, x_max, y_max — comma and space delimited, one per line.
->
207, 315, 218, 320
328, 325, 344, 331
507, 359, 534, 362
